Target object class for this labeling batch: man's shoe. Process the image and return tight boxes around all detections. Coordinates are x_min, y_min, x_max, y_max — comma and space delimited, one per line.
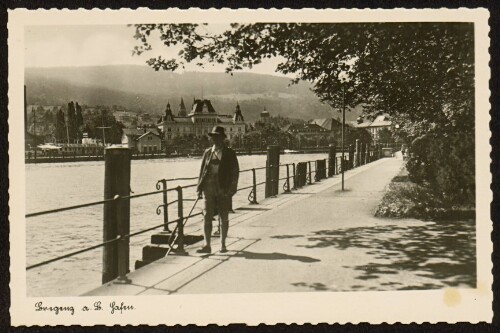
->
196, 246, 211, 254
220, 246, 227, 253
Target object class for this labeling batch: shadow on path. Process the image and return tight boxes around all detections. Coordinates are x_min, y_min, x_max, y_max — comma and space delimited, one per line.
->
306, 220, 475, 287
276, 220, 476, 289
232, 251, 320, 263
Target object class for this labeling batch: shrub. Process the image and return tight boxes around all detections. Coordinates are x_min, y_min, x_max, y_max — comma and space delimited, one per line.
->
407, 131, 475, 205
375, 167, 475, 220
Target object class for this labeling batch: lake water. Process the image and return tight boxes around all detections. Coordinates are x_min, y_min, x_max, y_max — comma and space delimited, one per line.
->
26, 152, 330, 296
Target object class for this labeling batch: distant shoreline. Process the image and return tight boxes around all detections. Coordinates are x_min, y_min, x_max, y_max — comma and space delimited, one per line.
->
24, 148, 335, 164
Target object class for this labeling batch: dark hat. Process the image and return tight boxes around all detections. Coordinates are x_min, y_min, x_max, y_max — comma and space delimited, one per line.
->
208, 126, 226, 138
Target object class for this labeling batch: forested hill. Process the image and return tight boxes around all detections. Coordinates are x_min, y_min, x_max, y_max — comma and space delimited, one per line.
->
25, 65, 362, 122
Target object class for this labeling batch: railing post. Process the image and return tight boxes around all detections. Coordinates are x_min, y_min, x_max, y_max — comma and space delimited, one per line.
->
251, 168, 258, 204
317, 159, 326, 180
328, 144, 336, 177
102, 147, 131, 284
296, 162, 306, 187
285, 164, 291, 192
355, 139, 360, 167
365, 143, 369, 164
323, 158, 327, 179
314, 160, 320, 182
157, 179, 171, 232
116, 195, 131, 284
360, 143, 365, 165
307, 161, 312, 184
265, 145, 280, 198
292, 163, 297, 189
175, 186, 187, 254
348, 144, 354, 169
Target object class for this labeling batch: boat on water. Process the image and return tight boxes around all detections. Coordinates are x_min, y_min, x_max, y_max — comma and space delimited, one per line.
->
37, 143, 62, 151
284, 149, 300, 154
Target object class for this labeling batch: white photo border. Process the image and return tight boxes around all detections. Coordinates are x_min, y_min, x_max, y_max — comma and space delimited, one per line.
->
8, 8, 492, 326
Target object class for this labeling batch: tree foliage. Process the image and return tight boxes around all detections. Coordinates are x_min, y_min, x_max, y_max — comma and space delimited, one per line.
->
55, 109, 67, 142
67, 101, 78, 142
132, 23, 474, 137
406, 132, 475, 204
81, 109, 124, 144
75, 102, 84, 126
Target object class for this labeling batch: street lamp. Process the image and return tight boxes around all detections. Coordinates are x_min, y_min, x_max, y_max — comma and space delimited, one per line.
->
338, 71, 350, 191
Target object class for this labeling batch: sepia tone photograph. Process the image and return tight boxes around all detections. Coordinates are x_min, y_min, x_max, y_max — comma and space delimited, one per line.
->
8, 8, 492, 326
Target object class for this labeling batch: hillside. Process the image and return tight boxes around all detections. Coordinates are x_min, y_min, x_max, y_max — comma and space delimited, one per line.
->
25, 65, 363, 122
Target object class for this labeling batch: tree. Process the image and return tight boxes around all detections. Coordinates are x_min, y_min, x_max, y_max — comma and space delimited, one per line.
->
377, 128, 393, 145
55, 109, 67, 143
242, 131, 262, 150
75, 102, 84, 140
67, 101, 77, 142
83, 109, 124, 144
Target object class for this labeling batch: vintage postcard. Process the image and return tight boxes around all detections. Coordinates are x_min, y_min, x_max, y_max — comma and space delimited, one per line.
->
8, 8, 492, 326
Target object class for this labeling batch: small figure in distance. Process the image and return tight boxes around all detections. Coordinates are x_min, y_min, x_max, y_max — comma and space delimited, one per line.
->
196, 126, 239, 254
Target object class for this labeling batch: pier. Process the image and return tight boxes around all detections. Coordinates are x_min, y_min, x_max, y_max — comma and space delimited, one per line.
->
26, 143, 475, 296
85, 153, 474, 295
85, 156, 399, 295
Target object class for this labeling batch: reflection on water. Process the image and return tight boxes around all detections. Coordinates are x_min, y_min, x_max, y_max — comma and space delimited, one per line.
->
26, 153, 328, 296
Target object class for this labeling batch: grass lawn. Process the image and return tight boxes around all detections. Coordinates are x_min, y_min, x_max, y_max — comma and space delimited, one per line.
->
375, 164, 475, 220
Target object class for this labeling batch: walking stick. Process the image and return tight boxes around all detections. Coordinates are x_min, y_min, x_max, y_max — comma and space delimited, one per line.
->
164, 196, 201, 257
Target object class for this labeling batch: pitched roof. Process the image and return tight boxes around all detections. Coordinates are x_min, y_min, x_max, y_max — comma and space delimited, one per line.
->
178, 98, 187, 116
287, 123, 328, 133
218, 117, 234, 124
136, 131, 161, 141
147, 128, 161, 136
347, 121, 360, 128
351, 114, 391, 128
309, 118, 343, 130
175, 118, 192, 123
122, 128, 142, 136
369, 114, 392, 127
355, 121, 372, 128
190, 99, 216, 114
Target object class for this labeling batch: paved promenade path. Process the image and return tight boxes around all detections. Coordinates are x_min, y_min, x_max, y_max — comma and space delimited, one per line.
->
87, 156, 475, 296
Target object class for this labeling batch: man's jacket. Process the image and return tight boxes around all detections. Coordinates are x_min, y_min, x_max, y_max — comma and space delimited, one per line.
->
197, 146, 239, 195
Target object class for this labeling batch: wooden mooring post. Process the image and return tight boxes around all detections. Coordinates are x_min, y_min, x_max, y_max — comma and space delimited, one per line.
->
328, 144, 336, 177
360, 143, 366, 165
348, 144, 354, 170
265, 145, 280, 198
102, 147, 131, 284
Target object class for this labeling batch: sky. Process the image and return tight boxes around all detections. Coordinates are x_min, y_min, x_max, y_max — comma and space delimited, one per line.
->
24, 24, 286, 76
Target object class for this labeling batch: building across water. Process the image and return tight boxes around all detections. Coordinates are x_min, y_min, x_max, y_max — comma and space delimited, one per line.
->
122, 128, 162, 153
156, 98, 246, 142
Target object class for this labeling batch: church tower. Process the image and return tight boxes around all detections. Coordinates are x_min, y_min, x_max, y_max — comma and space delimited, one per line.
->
260, 106, 270, 123
164, 102, 174, 122
233, 102, 244, 123
178, 97, 187, 117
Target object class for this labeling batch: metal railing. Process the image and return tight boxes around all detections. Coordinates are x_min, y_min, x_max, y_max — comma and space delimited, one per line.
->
25, 146, 383, 282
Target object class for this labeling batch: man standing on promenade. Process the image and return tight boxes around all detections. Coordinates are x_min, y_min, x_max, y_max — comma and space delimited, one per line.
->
196, 126, 239, 253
